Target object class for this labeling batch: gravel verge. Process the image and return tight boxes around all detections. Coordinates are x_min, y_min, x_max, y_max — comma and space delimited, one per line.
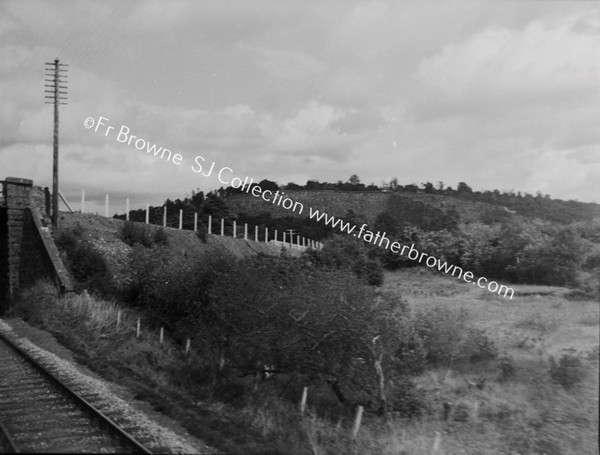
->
0, 319, 220, 454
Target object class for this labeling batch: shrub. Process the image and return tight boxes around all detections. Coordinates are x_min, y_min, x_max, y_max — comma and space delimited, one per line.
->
549, 354, 584, 389
121, 221, 153, 247
498, 354, 516, 381
153, 227, 169, 246
411, 306, 497, 368
54, 225, 114, 296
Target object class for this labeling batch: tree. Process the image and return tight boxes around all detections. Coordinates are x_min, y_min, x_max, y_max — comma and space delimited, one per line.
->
257, 179, 279, 192
348, 174, 361, 185
421, 182, 435, 194
457, 182, 473, 194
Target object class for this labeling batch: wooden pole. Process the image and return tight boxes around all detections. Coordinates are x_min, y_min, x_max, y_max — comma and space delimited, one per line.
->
233, 220, 237, 238
221, 218, 224, 236
160, 327, 164, 344
274, 230, 277, 242
185, 338, 191, 354
145, 204, 149, 224
179, 209, 183, 229
244, 223, 248, 239
254, 225, 258, 242
126, 198, 130, 221
352, 406, 364, 438
194, 212, 198, 232
208, 215, 212, 234
265, 227, 268, 243
163, 206, 167, 227
300, 386, 308, 413
136, 318, 141, 337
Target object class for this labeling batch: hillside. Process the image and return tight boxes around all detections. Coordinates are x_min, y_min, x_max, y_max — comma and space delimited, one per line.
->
57, 212, 298, 290
225, 190, 489, 225
223, 188, 600, 226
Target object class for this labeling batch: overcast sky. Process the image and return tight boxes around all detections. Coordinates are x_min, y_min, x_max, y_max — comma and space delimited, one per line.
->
1, 0, 598, 213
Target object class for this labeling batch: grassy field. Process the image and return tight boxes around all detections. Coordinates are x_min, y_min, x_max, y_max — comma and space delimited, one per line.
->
11, 268, 599, 454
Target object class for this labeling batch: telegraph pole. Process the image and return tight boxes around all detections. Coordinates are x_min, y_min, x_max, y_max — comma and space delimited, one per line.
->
45, 59, 68, 229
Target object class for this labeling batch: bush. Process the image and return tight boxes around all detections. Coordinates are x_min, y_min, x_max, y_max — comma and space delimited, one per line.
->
153, 227, 169, 245
54, 225, 114, 296
412, 306, 497, 368
549, 354, 584, 389
121, 221, 154, 247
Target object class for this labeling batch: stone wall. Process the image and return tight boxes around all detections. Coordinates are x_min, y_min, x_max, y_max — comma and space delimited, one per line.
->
4, 177, 33, 302
0, 177, 72, 315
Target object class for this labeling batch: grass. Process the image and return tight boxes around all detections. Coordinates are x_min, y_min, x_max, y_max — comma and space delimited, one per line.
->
12, 271, 600, 455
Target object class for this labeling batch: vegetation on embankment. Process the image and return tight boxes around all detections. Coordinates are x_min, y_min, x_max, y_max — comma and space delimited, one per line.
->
30, 200, 598, 454
14, 270, 599, 455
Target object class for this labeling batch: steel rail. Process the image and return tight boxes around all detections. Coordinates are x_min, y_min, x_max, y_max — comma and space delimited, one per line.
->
0, 331, 152, 454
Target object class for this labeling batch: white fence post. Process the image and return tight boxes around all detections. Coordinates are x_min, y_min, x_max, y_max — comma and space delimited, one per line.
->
208, 215, 212, 234
194, 212, 198, 231
221, 218, 225, 236
125, 198, 130, 221
265, 227, 268, 243
136, 318, 141, 337
145, 204, 149, 224
244, 223, 248, 240
254, 225, 258, 242
185, 338, 191, 354
105, 194, 109, 217
160, 327, 164, 344
163, 206, 167, 227
179, 209, 183, 229
233, 220, 237, 238
300, 386, 308, 413
352, 405, 364, 438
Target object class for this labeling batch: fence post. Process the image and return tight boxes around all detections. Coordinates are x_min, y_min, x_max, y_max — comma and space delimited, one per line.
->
221, 218, 225, 236
145, 204, 149, 224
244, 223, 248, 240
163, 206, 167, 227
274, 230, 277, 242
136, 318, 141, 337
208, 215, 212, 234
185, 338, 191, 354
265, 227, 268, 243
126, 198, 130, 221
352, 405, 364, 438
81, 189, 85, 214
194, 212, 198, 231
160, 327, 164, 344
105, 194, 109, 217
283, 232, 286, 245
254, 225, 258, 242
179, 209, 183, 229
233, 221, 237, 238
432, 431, 442, 454
300, 386, 308, 413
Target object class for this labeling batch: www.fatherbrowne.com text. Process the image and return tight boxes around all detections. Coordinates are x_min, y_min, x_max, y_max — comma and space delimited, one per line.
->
84, 114, 515, 299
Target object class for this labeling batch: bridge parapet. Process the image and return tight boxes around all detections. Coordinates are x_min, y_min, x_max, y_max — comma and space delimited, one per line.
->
1, 177, 69, 315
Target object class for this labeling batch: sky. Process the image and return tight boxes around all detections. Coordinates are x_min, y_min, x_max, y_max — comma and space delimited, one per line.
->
1, 0, 599, 214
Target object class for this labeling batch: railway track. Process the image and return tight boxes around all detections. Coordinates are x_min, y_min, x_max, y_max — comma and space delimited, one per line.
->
0, 332, 153, 454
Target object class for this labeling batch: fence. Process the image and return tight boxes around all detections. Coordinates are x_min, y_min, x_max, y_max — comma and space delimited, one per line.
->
78, 190, 323, 251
